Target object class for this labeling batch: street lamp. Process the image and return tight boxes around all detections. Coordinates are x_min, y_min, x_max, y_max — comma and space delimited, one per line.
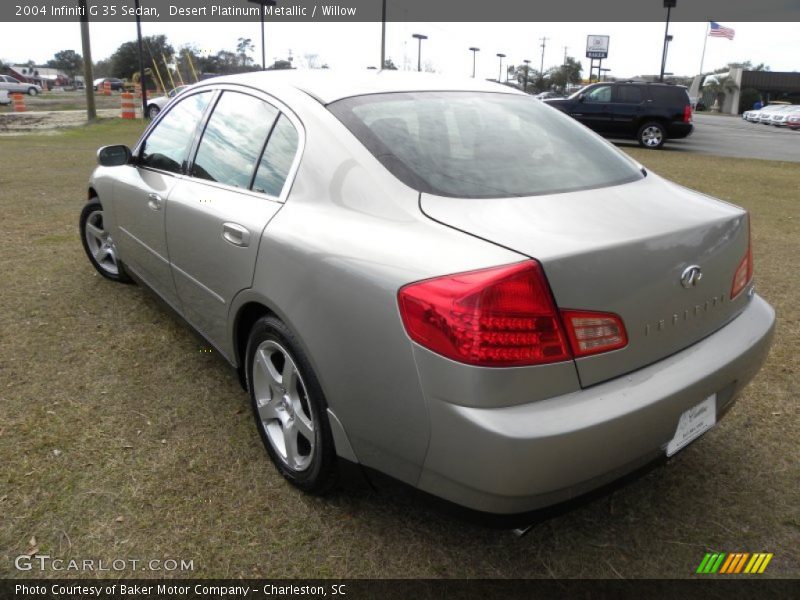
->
412, 33, 428, 72
659, 0, 676, 82
469, 47, 480, 78
523, 59, 531, 92
662, 35, 674, 80
496, 53, 506, 83
248, 0, 277, 70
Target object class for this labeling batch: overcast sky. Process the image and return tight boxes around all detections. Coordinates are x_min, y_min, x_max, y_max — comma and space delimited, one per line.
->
1, 21, 797, 79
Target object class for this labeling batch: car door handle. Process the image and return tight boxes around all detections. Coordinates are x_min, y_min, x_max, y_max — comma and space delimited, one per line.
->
147, 193, 163, 211
222, 222, 250, 247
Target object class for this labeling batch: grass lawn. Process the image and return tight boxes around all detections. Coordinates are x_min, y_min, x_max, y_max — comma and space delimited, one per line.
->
0, 120, 797, 578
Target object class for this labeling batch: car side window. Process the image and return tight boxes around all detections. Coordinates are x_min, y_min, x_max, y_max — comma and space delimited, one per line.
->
252, 115, 299, 197
615, 85, 643, 104
191, 92, 279, 189
585, 85, 612, 103
140, 92, 212, 174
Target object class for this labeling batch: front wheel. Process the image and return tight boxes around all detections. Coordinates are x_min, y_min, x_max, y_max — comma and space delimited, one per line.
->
147, 104, 160, 119
637, 122, 667, 149
246, 316, 338, 494
79, 200, 132, 283
28, 87, 39, 96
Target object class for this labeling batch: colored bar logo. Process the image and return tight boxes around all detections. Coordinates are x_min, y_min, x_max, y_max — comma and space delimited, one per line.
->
696, 552, 773, 574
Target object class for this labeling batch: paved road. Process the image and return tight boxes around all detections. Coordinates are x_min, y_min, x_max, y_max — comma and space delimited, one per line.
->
615, 113, 800, 162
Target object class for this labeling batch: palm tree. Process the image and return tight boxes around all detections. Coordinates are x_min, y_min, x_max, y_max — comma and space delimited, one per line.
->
702, 73, 738, 111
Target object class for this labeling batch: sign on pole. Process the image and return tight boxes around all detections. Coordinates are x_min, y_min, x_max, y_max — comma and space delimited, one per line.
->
586, 35, 610, 59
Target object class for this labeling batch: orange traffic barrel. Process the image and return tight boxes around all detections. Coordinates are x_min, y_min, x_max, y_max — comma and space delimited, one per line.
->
12, 93, 26, 112
120, 93, 136, 119
103, 81, 111, 96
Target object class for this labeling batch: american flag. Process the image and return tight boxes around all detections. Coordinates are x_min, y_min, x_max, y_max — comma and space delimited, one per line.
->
709, 22, 735, 40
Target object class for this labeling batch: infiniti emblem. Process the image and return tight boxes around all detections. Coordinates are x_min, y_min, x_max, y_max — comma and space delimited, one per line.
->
680, 265, 703, 289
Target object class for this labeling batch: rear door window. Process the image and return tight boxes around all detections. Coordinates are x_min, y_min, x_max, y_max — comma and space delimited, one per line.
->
252, 115, 299, 197
191, 91, 279, 188
614, 85, 644, 104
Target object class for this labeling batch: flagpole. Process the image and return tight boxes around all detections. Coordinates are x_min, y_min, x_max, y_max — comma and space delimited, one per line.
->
698, 21, 710, 76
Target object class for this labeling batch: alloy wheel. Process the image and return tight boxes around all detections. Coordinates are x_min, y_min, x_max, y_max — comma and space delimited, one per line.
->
251, 340, 316, 472
83, 210, 120, 276
641, 126, 664, 147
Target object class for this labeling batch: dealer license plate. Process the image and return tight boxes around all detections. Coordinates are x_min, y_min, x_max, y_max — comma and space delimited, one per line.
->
666, 395, 716, 457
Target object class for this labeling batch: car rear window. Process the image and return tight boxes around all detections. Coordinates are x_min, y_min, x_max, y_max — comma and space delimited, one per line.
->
648, 86, 690, 105
329, 91, 643, 198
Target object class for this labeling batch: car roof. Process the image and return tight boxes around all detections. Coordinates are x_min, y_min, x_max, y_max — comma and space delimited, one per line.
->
201, 70, 524, 104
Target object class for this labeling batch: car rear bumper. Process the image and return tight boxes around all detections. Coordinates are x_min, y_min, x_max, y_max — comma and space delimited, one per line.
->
416, 293, 775, 514
667, 122, 693, 138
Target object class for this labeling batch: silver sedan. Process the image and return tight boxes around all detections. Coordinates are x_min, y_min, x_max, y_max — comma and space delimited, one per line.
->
80, 71, 775, 515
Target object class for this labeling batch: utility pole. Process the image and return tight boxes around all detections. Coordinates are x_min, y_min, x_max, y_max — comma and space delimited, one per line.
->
134, 0, 148, 117
380, 0, 386, 68
563, 46, 568, 65
78, 0, 95, 121
539, 37, 549, 77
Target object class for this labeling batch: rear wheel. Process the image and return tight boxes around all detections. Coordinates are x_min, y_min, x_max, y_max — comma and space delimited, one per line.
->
79, 199, 132, 283
28, 87, 38, 96
637, 122, 666, 149
246, 316, 338, 494
147, 104, 160, 119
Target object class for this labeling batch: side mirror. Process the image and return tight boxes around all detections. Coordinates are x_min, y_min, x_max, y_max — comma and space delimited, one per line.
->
577, 93, 586, 103
97, 145, 132, 167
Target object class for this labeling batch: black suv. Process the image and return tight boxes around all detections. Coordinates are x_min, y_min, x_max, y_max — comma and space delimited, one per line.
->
545, 82, 693, 149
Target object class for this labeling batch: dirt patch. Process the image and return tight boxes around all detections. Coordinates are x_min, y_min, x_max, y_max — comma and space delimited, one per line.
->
0, 109, 132, 135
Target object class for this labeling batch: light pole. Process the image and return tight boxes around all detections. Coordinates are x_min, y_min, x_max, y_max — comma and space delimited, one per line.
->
248, 0, 277, 70
660, 0, 676, 82
523, 59, 531, 92
600, 68, 611, 82
662, 35, 673, 80
496, 53, 506, 83
469, 47, 480, 78
412, 33, 427, 72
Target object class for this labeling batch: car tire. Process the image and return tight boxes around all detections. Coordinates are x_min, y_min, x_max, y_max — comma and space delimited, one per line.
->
79, 199, 133, 283
637, 122, 667, 149
28, 87, 38, 96
246, 316, 338, 494
147, 104, 160, 119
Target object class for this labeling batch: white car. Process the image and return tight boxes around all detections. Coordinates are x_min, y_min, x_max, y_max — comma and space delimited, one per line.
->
0, 75, 42, 96
769, 105, 799, 126
0, 89, 10, 105
145, 85, 189, 119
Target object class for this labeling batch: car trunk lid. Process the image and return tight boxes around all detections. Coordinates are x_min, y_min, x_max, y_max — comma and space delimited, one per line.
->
420, 174, 751, 387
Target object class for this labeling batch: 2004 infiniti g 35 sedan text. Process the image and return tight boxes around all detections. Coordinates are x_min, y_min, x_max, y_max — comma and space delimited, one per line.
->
80, 71, 775, 515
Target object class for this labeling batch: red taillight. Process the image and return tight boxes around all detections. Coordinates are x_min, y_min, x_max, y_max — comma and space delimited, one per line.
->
731, 218, 753, 299
561, 310, 628, 358
398, 261, 571, 367
683, 105, 693, 123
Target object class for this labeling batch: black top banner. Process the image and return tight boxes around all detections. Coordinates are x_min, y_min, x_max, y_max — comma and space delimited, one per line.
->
3, 0, 800, 22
